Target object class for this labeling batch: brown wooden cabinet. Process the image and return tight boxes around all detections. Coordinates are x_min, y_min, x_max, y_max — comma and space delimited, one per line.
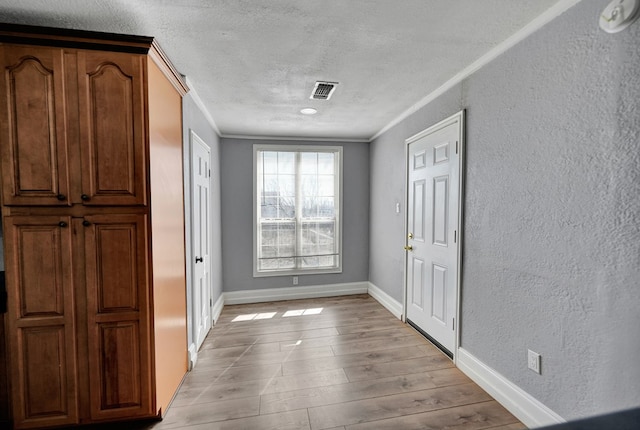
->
0, 25, 189, 430
0, 45, 71, 207
83, 214, 152, 421
3, 216, 78, 428
0, 46, 147, 207
77, 51, 147, 207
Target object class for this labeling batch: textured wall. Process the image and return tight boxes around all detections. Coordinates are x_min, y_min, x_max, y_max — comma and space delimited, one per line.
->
460, 0, 640, 419
182, 94, 223, 343
369, 0, 640, 420
369, 85, 462, 302
221, 138, 369, 291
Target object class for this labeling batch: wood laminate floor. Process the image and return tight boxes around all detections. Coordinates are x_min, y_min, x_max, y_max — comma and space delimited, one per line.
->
142, 294, 525, 430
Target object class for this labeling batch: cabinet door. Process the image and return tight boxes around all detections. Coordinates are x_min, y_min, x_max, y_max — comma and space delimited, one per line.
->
0, 45, 71, 206
3, 216, 78, 429
83, 214, 153, 420
77, 51, 147, 206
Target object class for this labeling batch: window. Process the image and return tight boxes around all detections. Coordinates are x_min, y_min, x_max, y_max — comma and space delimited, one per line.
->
254, 145, 342, 276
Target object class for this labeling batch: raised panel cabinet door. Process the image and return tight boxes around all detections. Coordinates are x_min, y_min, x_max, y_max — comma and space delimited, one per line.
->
82, 214, 154, 420
0, 45, 71, 206
3, 215, 79, 429
77, 51, 147, 206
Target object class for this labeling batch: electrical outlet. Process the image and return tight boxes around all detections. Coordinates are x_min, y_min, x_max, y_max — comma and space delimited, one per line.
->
528, 349, 541, 374
292, 276, 298, 285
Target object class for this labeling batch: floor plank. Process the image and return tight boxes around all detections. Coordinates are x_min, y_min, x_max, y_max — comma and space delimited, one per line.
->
344, 401, 521, 430
158, 409, 311, 430
282, 345, 433, 376
137, 295, 524, 430
260, 367, 469, 414
155, 396, 260, 428
183, 363, 283, 385
343, 354, 454, 381
307, 383, 492, 429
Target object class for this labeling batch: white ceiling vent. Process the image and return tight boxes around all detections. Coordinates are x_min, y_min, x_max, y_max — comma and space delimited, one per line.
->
310, 81, 338, 100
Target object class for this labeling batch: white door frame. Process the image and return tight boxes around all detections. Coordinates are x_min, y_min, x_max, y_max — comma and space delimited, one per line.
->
402, 110, 465, 363
187, 130, 213, 369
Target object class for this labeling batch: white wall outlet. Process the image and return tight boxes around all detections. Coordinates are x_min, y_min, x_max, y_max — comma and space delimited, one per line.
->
528, 349, 541, 374
292, 276, 298, 285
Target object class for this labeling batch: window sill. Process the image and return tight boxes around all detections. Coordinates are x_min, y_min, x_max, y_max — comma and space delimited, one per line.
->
253, 268, 343, 278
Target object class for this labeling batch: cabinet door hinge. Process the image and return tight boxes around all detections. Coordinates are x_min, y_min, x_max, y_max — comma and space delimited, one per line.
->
210, 298, 212, 307
452, 317, 455, 331
455, 140, 459, 154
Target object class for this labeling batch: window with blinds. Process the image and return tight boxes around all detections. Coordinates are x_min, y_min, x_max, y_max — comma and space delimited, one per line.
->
254, 145, 342, 276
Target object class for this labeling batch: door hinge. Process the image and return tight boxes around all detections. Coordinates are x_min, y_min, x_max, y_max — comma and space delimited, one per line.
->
452, 318, 455, 330
455, 141, 459, 154
208, 169, 211, 178
210, 298, 212, 307
454, 230, 457, 243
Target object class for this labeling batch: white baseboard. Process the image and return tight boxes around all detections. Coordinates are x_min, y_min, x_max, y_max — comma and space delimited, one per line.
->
187, 343, 198, 371
367, 282, 403, 320
223, 281, 369, 305
457, 348, 565, 428
212, 293, 225, 324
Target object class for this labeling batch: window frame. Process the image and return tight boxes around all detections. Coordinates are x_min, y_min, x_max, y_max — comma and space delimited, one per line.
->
253, 144, 343, 277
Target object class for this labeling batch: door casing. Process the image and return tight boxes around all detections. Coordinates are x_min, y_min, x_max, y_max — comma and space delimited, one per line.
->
187, 130, 213, 369
402, 110, 465, 363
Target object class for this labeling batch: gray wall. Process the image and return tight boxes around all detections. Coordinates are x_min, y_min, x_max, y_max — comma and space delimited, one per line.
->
221, 138, 369, 291
370, 85, 462, 303
182, 93, 223, 344
369, 0, 640, 421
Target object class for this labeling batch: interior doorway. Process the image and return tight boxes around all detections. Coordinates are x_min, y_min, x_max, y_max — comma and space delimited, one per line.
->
404, 111, 464, 359
189, 131, 212, 367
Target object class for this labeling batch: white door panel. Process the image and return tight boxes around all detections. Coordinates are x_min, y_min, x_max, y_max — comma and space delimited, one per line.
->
406, 112, 463, 357
411, 257, 425, 309
192, 133, 212, 352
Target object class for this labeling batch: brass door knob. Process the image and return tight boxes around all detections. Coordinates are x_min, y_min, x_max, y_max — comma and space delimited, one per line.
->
404, 245, 413, 251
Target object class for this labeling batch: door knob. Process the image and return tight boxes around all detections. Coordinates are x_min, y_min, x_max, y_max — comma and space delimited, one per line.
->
57, 194, 66, 201
82, 220, 91, 227
195, 257, 203, 263
81, 194, 90, 201
58, 221, 68, 228
408, 232, 413, 239
404, 245, 413, 251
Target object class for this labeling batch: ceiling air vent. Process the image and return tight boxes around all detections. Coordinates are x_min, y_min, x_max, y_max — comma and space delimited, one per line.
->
310, 81, 338, 100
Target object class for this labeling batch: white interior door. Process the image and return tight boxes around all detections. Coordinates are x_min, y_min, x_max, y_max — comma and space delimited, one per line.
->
192, 132, 212, 351
405, 112, 463, 357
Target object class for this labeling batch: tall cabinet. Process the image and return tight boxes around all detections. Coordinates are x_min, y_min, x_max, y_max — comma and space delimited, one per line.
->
0, 25, 189, 429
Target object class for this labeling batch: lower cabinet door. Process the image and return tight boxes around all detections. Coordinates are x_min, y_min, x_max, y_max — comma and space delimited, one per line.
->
82, 213, 154, 420
3, 216, 79, 429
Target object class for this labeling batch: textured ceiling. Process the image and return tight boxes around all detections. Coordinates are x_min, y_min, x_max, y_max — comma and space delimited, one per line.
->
0, 0, 566, 140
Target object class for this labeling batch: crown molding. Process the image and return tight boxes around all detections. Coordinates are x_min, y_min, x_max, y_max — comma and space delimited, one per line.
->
370, 0, 583, 141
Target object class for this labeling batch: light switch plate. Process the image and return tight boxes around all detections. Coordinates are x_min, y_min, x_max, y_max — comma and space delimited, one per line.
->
528, 349, 541, 374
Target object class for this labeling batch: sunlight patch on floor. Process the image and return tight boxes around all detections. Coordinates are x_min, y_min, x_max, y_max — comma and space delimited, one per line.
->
283, 308, 323, 317
232, 312, 277, 322
231, 307, 323, 322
